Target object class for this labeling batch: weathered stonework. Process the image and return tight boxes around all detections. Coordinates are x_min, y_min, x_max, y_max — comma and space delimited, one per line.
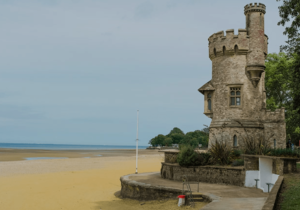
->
198, 3, 286, 149
164, 151, 179, 163
120, 173, 182, 200
244, 156, 259, 170
243, 154, 298, 175
161, 162, 245, 187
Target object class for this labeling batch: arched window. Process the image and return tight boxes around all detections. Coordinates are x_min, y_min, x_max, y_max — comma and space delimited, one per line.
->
208, 94, 212, 111
274, 139, 276, 148
234, 45, 238, 55
233, 135, 237, 147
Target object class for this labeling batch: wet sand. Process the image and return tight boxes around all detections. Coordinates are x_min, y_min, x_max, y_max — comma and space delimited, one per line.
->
0, 148, 158, 161
0, 148, 207, 210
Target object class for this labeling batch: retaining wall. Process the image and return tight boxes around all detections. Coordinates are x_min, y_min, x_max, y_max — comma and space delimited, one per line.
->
161, 162, 245, 187
120, 173, 182, 200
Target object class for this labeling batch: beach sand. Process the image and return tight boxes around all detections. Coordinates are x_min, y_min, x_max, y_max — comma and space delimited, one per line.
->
0, 149, 207, 210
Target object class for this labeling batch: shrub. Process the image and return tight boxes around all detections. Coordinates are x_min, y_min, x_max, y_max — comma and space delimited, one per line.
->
231, 149, 242, 158
231, 159, 244, 166
177, 145, 200, 167
267, 148, 300, 158
234, 120, 273, 155
209, 140, 232, 165
242, 136, 272, 155
198, 152, 212, 166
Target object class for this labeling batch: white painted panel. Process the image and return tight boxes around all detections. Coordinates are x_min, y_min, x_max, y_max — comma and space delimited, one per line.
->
272, 174, 279, 183
259, 158, 273, 192
245, 171, 260, 187
269, 174, 280, 191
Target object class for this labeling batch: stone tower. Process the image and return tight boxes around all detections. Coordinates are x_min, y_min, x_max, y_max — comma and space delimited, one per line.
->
198, 3, 286, 149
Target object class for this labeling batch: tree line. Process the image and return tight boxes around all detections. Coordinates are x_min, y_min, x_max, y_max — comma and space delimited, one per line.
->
265, 0, 300, 144
148, 126, 209, 148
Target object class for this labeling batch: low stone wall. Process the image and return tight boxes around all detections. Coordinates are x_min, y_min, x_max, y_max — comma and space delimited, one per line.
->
120, 172, 217, 202
161, 162, 245, 187
120, 173, 183, 200
164, 152, 179, 163
243, 155, 299, 175
262, 176, 284, 210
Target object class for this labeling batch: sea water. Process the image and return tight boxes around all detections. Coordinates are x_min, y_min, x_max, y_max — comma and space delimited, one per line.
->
25, 157, 68, 160
0, 143, 147, 150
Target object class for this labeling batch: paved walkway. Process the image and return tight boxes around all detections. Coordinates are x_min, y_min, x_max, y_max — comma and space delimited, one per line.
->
128, 172, 268, 210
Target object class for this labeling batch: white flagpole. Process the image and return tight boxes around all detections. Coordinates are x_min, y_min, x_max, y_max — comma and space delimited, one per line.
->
135, 110, 139, 174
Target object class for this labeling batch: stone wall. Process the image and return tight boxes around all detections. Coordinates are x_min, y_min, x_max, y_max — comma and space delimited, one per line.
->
120, 174, 182, 200
244, 156, 259, 170
243, 155, 298, 175
164, 152, 179, 163
120, 173, 216, 203
161, 162, 245, 187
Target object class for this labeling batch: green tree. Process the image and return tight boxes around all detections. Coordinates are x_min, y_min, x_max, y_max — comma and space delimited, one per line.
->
169, 133, 184, 144
265, 52, 292, 110
148, 137, 156, 146
155, 134, 166, 146
148, 134, 166, 146
167, 127, 185, 136
164, 137, 173, 146
180, 135, 198, 148
277, 0, 300, 54
277, 0, 300, 144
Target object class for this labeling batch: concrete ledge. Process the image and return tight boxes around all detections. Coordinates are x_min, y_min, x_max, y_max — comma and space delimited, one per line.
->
242, 154, 300, 160
162, 162, 244, 170
262, 176, 284, 210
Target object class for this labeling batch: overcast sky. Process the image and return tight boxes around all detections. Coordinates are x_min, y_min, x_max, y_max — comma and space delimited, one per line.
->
0, 0, 287, 145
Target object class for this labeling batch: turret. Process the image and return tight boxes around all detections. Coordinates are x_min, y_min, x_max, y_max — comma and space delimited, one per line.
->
244, 3, 267, 87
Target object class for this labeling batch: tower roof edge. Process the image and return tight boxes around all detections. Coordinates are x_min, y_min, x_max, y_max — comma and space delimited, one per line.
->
244, 2, 266, 15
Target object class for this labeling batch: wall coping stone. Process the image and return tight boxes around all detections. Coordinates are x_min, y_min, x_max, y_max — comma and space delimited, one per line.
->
161, 162, 245, 170
159, 150, 180, 153
261, 176, 284, 210
242, 154, 300, 160
159, 149, 205, 153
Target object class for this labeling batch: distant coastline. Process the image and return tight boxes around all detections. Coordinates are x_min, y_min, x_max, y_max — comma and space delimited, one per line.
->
0, 143, 148, 150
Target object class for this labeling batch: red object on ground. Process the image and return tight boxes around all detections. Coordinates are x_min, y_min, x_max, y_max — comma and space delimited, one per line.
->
177, 195, 186, 198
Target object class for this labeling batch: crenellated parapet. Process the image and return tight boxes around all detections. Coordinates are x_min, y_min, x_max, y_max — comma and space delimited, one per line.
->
261, 108, 285, 123
208, 29, 249, 60
244, 3, 266, 15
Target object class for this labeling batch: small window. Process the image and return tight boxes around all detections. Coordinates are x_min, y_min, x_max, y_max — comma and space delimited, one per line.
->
214, 48, 217, 57
233, 135, 237, 147
223, 46, 226, 55
234, 45, 238, 55
274, 139, 276, 148
230, 87, 241, 106
207, 94, 212, 111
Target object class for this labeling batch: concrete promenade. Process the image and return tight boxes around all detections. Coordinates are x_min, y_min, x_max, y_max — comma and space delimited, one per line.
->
126, 172, 268, 210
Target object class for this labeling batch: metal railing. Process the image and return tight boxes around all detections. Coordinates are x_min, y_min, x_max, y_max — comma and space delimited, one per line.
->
182, 175, 197, 207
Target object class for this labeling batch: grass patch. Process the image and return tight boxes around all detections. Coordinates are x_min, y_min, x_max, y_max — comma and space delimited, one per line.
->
277, 174, 300, 210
